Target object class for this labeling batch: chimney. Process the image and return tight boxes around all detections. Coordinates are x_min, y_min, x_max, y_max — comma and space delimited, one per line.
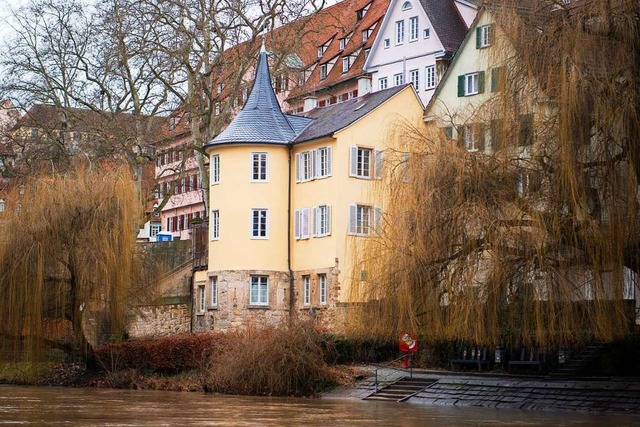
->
357, 77, 372, 96
303, 96, 318, 112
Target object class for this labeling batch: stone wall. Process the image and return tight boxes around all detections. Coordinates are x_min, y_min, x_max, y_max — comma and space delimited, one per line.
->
128, 301, 190, 338
193, 269, 290, 333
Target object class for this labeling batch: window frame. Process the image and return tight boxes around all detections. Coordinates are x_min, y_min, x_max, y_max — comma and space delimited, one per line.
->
409, 16, 419, 42
197, 285, 205, 313
395, 20, 405, 45
315, 204, 331, 237
409, 69, 419, 91
211, 154, 220, 185
478, 24, 493, 48
378, 77, 388, 90
342, 57, 350, 73
465, 72, 479, 95
251, 208, 268, 239
210, 276, 218, 307
425, 65, 436, 90
250, 152, 269, 182
303, 275, 311, 306
383, 38, 390, 49
250, 275, 269, 306
211, 209, 220, 240
394, 73, 404, 87
320, 64, 328, 80
319, 274, 327, 305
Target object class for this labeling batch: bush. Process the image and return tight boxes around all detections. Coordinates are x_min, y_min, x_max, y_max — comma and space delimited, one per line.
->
322, 335, 397, 364
204, 321, 335, 396
95, 333, 231, 374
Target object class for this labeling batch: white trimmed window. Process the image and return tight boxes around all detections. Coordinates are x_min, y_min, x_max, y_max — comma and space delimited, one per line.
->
425, 65, 436, 89
319, 274, 327, 305
457, 71, 486, 97
409, 16, 419, 41
316, 147, 332, 178
477, 24, 494, 48
294, 207, 311, 240
210, 276, 218, 307
348, 204, 382, 236
198, 285, 205, 312
314, 205, 332, 237
342, 57, 350, 73
251, 209, 268, 239
378, 77, 388, 90
339, 38, 346, 50
423, 28, 430, 39
250, 275, 268, 306
464, 125, 479, 152
303, 275, 311, 306
0, 199, 5, 212
211, 154, 220, 184
383, 38, 390, 49
210, 210, 219, 240
150, 223, 161, 238
395, 20, 405, 45
251, 152, 268, 181
296, 147, 332, 182
320, 64, 327, 80
409, 69, 419, 91
402, 1, 412, 10
394, 73, 404, 86
350, 146, 382, 179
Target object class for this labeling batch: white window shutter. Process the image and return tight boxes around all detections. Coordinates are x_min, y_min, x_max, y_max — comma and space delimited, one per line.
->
302, 208, 310, 238
294, 209, 300, 239
348, 204, 357, 235
326, 205, 332, 235
312, 149, 318, 179
295, 153, 301, 182
373, 206, 383, 233
374, 149, 383, 179
349, 146, 358, 177
326, 146, 333, 176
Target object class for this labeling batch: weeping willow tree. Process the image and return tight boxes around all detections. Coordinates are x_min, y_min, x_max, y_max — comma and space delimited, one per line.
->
349, 0, 640, 349
0, 166, 148, 366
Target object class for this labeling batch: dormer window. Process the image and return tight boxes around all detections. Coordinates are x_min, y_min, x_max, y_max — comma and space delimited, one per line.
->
356, 3, 371, 20
217, 83, 224, 93
362, 29, 370, 43
402, 1, 412, 11
339, 38, 346, 50
342, 57, 350, 73
317, 46, 324, 58
320, 64, 328, 80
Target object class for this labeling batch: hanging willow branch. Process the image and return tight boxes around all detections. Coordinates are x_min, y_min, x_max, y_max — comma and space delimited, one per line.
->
348, 0, 640, 349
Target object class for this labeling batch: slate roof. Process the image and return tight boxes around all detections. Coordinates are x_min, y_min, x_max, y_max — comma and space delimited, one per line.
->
294, 84, 408, 143
420, 0, 469, 54
207, 49, 313, 146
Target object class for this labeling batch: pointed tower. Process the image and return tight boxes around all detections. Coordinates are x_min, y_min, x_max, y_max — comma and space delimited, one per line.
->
200, 43, 311, 331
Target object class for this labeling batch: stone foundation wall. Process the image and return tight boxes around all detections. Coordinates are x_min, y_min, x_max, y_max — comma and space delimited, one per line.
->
292, 267, 343, 329
128, 303, 190, 338
193, 269, 290, 333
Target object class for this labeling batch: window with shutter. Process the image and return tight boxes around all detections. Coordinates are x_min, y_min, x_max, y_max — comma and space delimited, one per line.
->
301, 208, 310, 239
348, 205, 357, 234
491, 66, 505, 92
519, 114, 534, 146
490, 119, 504, 151
373, 206, 382, 233
349, 204, 372, 236
315, 205, 331, 237
294, 209, 301, 239
350, 146, 372, 179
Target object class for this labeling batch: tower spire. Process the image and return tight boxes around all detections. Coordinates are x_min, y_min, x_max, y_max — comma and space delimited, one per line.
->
260, 35, 266, 54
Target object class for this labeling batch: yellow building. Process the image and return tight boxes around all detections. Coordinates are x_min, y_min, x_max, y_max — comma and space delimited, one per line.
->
194, 43, 425, 331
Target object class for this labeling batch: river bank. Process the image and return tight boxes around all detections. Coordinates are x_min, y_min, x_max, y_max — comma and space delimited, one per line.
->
325, 366, 640, 416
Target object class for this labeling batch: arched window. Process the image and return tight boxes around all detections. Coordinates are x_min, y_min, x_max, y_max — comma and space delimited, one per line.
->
402, 1, 412, 11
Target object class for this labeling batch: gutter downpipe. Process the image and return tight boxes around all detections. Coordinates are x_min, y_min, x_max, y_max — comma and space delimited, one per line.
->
287, 144, 294, 321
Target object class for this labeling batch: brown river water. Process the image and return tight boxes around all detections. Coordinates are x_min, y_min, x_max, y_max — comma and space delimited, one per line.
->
2, 385, 640, 426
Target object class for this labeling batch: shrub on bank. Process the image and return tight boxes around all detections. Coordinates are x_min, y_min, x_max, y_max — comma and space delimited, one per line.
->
204, 322, 335, 396
95, 333, 231, 373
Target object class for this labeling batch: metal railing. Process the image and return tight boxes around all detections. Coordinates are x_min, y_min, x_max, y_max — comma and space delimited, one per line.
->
373, 353, 413, 393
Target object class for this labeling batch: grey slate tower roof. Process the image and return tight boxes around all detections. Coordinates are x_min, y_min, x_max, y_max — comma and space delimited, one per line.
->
206, 43, 312, 147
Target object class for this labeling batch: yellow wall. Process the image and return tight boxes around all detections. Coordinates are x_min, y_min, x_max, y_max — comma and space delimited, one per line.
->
207, 144, 289, 271
292, 86, 426, 302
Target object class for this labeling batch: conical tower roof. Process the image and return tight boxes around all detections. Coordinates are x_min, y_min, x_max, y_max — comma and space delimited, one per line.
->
206, 42, 310, 146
